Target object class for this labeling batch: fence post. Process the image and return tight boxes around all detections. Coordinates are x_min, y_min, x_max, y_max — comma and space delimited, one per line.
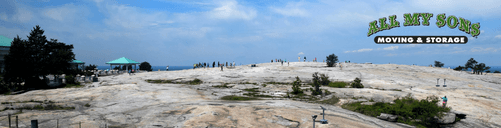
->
8, 114, 11, 128
31, 120, 38, 128
56, 119, 58, 128
16, 115, 18, 128
79, 122, 81, 128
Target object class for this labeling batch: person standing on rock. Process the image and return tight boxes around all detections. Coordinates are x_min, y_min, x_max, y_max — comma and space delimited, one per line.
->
233, 61, 235, 67
442, 96, 448, 107
298, 56, 300, 62
304, 56, 306, 62
281, 60, 283, 66
213, 61, 215, 68
221, 64, 223, 71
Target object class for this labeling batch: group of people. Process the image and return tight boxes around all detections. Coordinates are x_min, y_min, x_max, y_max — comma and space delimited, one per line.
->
271, 59, 289, 66
296, 56, 318, 62
193, 61, 236, 69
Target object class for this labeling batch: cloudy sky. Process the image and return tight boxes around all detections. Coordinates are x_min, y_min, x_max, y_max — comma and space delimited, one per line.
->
1, 0, 500, 66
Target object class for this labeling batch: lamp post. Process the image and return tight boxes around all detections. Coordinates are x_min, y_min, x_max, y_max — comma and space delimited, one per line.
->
320, 106, 328, 124
443, 79, 447, 87
436, 78, 440, 87
312, 115, 317, 128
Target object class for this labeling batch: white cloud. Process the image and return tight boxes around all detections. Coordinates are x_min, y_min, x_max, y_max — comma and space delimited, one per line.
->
298, 52, 304, 55
470, 47, 500, 52
271, 2, 308, 17
209, 0, 256, 20
42, 4, 79, 21
345, 48, 373, 53
14, 7, 32, 22
495, 35, 501, 39
438, 44, 450, 47
103, 4, 171, 29
386, 53, 398, 56
403, 44, 419, 48
0, 12, 7, 21
383, 46, 399, 50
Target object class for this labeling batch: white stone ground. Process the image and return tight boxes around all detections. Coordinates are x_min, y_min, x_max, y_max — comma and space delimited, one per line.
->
0, 62, 500, 128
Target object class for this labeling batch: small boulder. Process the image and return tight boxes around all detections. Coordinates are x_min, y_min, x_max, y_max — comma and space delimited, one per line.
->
361, 102, 376, 105
377, 113, 398, 122
438, 112, 456, 124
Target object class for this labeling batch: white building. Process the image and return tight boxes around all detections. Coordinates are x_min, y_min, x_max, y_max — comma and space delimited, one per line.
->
0, 35, 12, 73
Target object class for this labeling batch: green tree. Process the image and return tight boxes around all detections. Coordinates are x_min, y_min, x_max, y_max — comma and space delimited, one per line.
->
465, 58, 477, 72
291, 76, 303, 95
319, 73, 330, 86
473, 63, 490, 75
311, 72, 321, 95
84, 64, 98, 70
434, 61, 444, 67
139, 62, 152, 71
326, 54, 339, 67
4, 26, 75, 90
494, 71, 501, 73
453, 66, 464, 71
351, 78, 364, 88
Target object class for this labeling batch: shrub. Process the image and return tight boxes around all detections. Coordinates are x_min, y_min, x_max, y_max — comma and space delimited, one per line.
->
65, 75, 76, 84
139, 62, 153, 71
328, 81, 347, 88
494, 70, 500, 73
434, 61, 444, 67
319, 74, 330, 85
291, 76, 303, 95
342, 95, 450, 127
189, 78, 202, 85
351, 78, 364, 88
326, 54, 339, 67
311, 72, 322, 95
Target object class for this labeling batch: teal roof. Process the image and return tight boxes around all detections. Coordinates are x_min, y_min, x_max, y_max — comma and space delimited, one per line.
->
0, 35, 12, 47
70, 60, 85, 64
106, 57, 140, 64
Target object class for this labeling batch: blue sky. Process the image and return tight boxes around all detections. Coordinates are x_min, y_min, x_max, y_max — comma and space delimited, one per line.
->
0, 0, 500, 66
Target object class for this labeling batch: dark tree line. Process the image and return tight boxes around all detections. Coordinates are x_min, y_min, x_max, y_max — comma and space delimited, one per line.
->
453, 58, 491, 75
2, 25, 75, 92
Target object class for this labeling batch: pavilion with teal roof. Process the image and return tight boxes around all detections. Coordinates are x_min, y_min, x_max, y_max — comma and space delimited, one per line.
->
69, 59, 85, 71
0, 35, 12, 73
105, 57, 140, 71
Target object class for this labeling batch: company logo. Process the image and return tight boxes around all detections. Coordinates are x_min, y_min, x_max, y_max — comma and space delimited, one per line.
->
367, 13, 480, 44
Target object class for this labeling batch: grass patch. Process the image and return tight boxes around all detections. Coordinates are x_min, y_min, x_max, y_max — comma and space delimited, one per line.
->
327, 81, 348, 88
188, 78, 203, 85
243, 93, 273, 98
146, 78, 202, 85
316, 96, 340, 105
243, 88, 260, 92
146, 79, 173, 84
84, 103, 91, 107
342, 95, 451, 128
266, 82, 290, 85
213, 83, 232, 88
262, 84, 267, 87
64, 83, 84, 88
221, 95, 259, 101
19, 104, 75, 111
